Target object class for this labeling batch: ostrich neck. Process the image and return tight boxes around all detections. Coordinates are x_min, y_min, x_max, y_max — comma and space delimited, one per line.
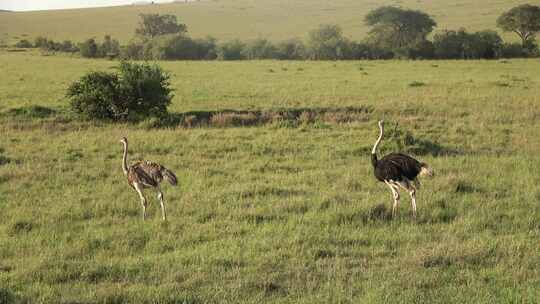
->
122, 142, 129, 175
371, 125, 384, 155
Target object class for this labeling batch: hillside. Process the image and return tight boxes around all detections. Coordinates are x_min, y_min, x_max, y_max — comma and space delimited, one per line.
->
0, 0, 539, 44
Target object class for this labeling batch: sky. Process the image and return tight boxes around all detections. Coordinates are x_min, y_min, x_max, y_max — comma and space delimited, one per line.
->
0, 0, 171, 11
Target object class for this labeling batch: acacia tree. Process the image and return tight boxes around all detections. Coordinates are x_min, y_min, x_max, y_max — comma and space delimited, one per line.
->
497, 4, 540, 48
365, 6, 436, 50
135, 14, 187, 39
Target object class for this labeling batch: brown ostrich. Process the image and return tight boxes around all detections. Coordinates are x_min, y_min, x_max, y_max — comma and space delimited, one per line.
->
120, 137, 177, 221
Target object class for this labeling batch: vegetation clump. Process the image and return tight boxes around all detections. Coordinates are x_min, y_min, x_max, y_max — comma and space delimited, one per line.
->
18, 4, 540, 60
497, 4, 540, 49
364, 6, 437, 59
67, 61, 173, 121
15, 39, 33, 48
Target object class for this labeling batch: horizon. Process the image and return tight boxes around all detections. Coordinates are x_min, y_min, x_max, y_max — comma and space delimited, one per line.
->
0, 0, 172, 12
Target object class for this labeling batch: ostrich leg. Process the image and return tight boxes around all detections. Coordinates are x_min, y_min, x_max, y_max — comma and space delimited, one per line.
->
397, 179, 417, 220
134, 183, 148, 220
385, 181, 400, 218
409, 188, 417, 219
157, 189, 167, 221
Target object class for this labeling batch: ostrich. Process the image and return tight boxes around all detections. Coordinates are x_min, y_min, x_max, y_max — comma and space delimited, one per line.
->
371, 121, 433, 219
120, 137, 178, 221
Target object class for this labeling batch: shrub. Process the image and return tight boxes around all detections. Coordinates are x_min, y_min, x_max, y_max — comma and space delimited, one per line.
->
242, 38, 277, 59
15, 39, 33, 48
60, 40, 78, 53
193, 36, 218, 60
306, 24, 350, 60
67, 71, 120, 119
473, 30, 503, 59
396, 40, 435, 59
79, 38, 99, 58
121, 39, 145, 60
67, 62, 173, 121
97, 35, 120, 58
217, 39, 246, 60
275, 39, 306, 60
150, 34, 200, 60
34, 36, 48, 48
117, 61, 173, 119
433, 29, 503, 59
135, 13, 187, 38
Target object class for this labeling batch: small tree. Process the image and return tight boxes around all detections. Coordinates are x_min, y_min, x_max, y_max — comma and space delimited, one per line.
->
306, 24, 350, 60
117, 61, 173, 119
193, 36, 218, 60
15, 39, 33, 48
121, 39, 145, 60
365, 6, 436, 53
242, 38, 277, 59
67, 62, 173, 121
60, 40, 78, 53
34, 36, 48, 48
217, 40, 246, 60
98, 35, 120, 58
79, 38, 99, 58
470, 30, 503, 59
434, 29, 503, 59
135, 14, 187, 38
275, 38, 306, 60
67, 72, 121, 119
497, 4, 540, 48
150, 34, 199, 60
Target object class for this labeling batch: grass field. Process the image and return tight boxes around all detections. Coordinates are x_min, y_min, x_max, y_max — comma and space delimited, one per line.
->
1, 0, 540, 45
1, 50, 540, 303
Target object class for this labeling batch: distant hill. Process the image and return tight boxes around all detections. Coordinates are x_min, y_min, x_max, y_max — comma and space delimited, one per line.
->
0, 0, 538, 44
132, 1, 155, 5
0, 9, 12, 12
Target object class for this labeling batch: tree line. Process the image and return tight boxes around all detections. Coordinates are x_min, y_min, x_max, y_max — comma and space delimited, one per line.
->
15, 4, 540, 60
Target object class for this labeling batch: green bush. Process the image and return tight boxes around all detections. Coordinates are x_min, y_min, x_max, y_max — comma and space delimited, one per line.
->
15, 39, 33, 48
193, 36, 218, 60
67, 62, 173, 121
79, 38, 99, 58
217, 40, 246, 60
433, 29, 503, 59
67, 71, 120, 119
120, 39, 146, 60
150, 34, 200, 60
117, 61, 173, 119
275, 38, 306, 60
60, 40, 78, 52
97, 35, 120, 58
34, 36, 48, 48
242, 38, 277, 59
306, 24, 352, 60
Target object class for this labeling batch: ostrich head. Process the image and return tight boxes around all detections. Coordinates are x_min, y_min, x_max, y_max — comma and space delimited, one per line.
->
120, 137, 128, 145
378, 120, 384, 131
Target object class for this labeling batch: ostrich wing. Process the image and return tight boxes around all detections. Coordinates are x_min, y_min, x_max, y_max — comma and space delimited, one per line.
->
141, 161, 177, 186
129, 162, 160, 187
380, 153, 423, 180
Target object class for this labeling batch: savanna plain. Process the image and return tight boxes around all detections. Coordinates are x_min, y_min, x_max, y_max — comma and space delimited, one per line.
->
0, 51, 539, 303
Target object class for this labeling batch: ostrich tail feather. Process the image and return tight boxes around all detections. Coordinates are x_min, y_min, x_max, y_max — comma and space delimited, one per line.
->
419, 163, 434, 177
162, 168, 178, 186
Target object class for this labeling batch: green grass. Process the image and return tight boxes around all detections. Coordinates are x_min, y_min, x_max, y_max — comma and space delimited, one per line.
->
1, 52, 540, 302
1, 0, 539, 45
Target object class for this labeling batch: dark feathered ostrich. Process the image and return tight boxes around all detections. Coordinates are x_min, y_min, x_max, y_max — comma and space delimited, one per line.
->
371, 121, 433, 219
120, 137, 178, 221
